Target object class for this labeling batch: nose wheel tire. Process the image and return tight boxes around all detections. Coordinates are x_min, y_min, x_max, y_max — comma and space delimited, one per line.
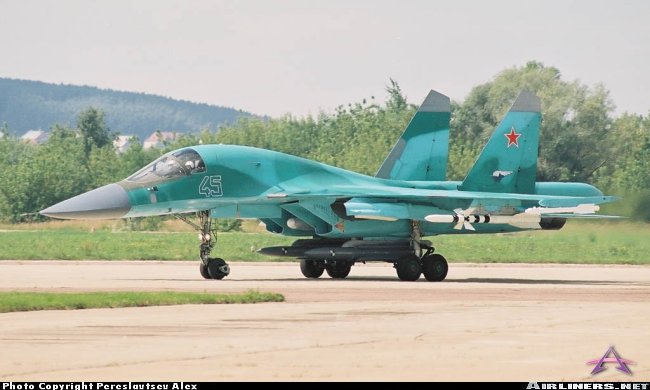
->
422, 254, 448, 281
396, 255, 422, 281
199, 263, 211, 279
206, 258, 230, 280
300, 259, 325, 278
325, 262, 352, 279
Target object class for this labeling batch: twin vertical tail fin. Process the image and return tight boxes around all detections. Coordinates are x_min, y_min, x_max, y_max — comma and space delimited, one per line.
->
459, 91, 541, 194
375, 90, 450, 181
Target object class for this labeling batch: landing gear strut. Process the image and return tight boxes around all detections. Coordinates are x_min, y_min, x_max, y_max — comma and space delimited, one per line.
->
176, 211, 230, 280
393, 221, 448, 282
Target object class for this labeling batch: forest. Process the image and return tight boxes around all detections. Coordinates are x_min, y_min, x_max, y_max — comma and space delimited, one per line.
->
0, 62, 648, 223
0, 78, 252, 140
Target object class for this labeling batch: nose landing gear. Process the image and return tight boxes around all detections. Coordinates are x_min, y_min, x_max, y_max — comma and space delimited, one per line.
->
176, 211, 231, 280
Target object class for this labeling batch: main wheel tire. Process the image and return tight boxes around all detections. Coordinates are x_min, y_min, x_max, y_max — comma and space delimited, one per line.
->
325, 262, 352, 279
207, 258, 230, 280
422, 254, 448, 282
396, 255, 421, 281
199, 262, 211, 279
300, 259, 324, 278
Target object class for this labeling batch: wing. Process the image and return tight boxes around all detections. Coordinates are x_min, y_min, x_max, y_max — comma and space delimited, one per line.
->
265, 184, 619, 221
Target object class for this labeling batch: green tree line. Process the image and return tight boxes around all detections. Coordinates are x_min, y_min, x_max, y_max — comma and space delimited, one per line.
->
0, 62, 648, 223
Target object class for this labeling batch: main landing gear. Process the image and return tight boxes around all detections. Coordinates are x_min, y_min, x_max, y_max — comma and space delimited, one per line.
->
176, 211, 230, 280
392, 220, 448, 282
263, 225, 449, 282
299, 259, 353, 279
394, 248, 448, 282
290, 236, 448, 282
296, 247, 448, 282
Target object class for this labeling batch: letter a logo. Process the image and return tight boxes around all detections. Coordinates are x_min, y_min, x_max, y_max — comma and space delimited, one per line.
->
586, 346, 634, 375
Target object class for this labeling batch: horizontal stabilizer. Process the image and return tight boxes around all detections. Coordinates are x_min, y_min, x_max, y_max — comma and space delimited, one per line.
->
525, 204, 600, 215
538, 214, 624, 219
538, 196, 620, 208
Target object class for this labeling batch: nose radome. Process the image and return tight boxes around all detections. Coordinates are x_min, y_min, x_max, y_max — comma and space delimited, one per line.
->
40, 183, 131, 220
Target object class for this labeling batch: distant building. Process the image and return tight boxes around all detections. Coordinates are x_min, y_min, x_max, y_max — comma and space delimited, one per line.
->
21, 129, 49, 144
113, 135, 136, 154
143, 131, 179, 149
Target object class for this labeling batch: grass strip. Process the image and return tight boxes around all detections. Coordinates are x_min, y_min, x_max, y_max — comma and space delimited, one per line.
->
0, 221, 648, 264
0, 290, 284, 313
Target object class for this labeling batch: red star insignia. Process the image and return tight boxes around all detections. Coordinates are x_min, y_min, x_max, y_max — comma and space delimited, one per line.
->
505, 127, 521, 148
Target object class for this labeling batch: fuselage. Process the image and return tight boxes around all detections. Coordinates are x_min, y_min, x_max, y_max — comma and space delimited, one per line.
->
38, 89, 619, 283
41, 144, 604, 239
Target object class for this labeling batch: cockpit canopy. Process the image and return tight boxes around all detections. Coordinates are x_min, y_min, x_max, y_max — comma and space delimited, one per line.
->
127, 148, 206, 183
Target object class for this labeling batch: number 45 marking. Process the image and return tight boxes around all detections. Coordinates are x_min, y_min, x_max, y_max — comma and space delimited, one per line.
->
199, 175, 223, 197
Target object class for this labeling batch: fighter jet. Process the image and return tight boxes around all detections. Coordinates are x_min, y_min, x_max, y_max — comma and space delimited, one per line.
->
41, 90, 618, 281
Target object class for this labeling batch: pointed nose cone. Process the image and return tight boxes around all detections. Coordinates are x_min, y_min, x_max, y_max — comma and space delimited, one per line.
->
40, 183, 131, 220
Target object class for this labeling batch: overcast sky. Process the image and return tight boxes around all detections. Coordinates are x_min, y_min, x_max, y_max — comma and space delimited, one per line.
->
0, 0, 648, 117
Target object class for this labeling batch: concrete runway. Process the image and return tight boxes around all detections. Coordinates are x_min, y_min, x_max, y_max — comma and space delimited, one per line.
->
0, 260, 649, 381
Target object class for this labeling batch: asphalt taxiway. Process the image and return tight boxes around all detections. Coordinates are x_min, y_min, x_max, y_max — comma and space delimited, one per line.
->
0, 261, 649, 381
